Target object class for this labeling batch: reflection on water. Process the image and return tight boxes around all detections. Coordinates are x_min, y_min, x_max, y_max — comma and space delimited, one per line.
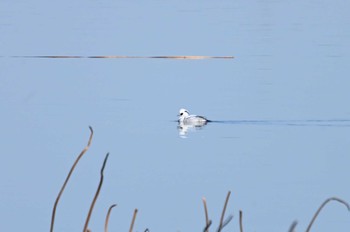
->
178, 119, 350, 137
177, 118, 208, 138
213, 119, 350, 127
177, 121, 208, 138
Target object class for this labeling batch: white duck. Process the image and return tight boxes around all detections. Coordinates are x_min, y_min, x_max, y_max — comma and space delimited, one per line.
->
178, 108, 209, 125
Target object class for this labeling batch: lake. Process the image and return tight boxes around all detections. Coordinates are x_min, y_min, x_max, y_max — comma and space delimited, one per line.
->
1, 0, 350, 231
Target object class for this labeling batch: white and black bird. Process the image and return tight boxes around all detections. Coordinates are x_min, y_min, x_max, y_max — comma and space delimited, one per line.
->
178, 108, 210, 126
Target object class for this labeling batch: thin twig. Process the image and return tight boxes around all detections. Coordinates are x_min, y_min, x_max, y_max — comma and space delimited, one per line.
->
50, 126, 94, 232
129, 209, 138, 232
221, 215, 233, 229
83, 153, 110, 232
239, 210, 244, 232
203, 220, 212, 232
306, 197, 350, 232
104, 204, 117, 232
217, 191, 231, 232
288, 221, 297, 232
202, 197, 210, 231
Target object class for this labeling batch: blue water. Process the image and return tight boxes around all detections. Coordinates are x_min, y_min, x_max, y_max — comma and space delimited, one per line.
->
1, 1, 350, 232
208, 119, 350, 126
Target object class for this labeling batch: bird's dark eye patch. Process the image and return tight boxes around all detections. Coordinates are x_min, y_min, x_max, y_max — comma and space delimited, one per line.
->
180, 113, 183, 116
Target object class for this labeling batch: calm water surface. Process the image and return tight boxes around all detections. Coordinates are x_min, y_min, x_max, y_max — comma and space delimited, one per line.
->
1, 1, 350, 232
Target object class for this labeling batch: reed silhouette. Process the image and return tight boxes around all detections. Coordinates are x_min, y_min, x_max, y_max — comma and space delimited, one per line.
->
51, 127, 349, 232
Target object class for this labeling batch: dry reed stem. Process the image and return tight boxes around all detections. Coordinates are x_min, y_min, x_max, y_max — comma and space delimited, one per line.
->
16, 55, 234, 59
305, 197, 350, 232
104, 204, 117, 232
83, 153, 110, 232
203, 220, 212, 232
202, 197, 210, 232
50, 126, 94, 232
288, 221, 297, 232
217, 191, 231, 232
129, 209, 138, 232
239, 210, 244, 232
220, 215, 233, 230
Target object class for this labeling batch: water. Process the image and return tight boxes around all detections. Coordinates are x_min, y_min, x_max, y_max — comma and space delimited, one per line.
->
1, 1, 350, 231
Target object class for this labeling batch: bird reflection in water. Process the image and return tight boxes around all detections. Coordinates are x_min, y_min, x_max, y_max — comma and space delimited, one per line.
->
177, 108, 210, 137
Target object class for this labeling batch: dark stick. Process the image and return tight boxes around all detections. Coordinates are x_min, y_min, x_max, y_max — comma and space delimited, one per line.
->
203, 220, 212, 232
83, 153, 110, 232
217, 191, 231, 232
306, 197, 350, 232
129, 209, 138, 232
104, 204, 117, 232
288, 221, 297, 232
202, 197, 210, 232
50, 126, 93, 232
239, 210, 244, 232
220, 215, 233, 229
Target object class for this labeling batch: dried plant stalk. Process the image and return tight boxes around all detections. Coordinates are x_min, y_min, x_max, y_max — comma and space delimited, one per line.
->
50, 126, 94, 232
129, 209, 138, 232
306, 197, 350, 232
83, 153, 110, 232
239, 210, 244, 232
220, 215, 233, 231
288, 221, 297, 232
104, 204, 117, 232
203, 220, 212, 232
217, 191, 231, 232
202, 197, 210, 231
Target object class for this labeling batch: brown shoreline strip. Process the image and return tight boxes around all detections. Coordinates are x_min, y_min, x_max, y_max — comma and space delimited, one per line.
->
12, 55, 234, 59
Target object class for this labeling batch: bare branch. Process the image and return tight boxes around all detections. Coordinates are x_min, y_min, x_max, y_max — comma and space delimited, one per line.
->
50, 126, 93, 232
104, 204, 117, 232
306, 197, 350, 232
83, 153, 110, 232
